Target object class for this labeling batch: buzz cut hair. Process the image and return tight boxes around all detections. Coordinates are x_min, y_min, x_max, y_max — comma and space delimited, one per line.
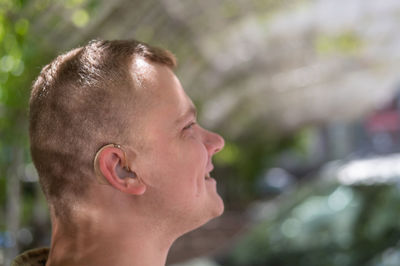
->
29, 39, 176, 216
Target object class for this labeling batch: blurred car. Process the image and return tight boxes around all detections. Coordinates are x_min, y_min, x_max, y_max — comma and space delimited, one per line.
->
216, 153, 400, 266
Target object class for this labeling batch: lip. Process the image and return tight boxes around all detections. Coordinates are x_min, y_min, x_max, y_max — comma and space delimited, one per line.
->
205, 163, 214, 174
205, 176, 216, 184
204, 160, 216, 183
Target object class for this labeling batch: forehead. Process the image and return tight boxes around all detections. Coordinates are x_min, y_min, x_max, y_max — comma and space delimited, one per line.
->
130, 58, 194, 131
131, 57, 185, 102
131, 57, 158, 90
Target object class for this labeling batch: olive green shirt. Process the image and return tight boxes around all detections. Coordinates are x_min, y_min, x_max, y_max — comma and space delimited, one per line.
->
11, 248, 49, 266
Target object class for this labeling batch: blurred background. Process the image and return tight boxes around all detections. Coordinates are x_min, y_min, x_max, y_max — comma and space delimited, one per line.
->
2, 0, 400, 265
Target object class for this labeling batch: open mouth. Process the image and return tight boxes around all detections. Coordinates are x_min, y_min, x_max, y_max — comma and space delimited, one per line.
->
205, 173, 212, 180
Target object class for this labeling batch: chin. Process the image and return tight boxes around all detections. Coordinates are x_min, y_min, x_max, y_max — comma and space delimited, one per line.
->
187, 197, 224, 233
212, 196, 225, 217
204, 194, 224, 223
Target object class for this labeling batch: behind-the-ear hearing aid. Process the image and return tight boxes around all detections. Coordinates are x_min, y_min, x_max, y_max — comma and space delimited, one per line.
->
93, 143, 137, 185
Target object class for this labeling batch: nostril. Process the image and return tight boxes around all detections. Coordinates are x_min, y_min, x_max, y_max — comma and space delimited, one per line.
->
211, 132, 225, 154
203, 127, 225, 154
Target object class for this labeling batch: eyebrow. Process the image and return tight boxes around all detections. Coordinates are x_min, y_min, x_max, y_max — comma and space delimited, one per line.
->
175, 105, 197, 125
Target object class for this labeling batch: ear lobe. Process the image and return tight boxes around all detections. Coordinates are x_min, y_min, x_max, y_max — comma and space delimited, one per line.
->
126, 178, 146, 195
96, 145, 146, 195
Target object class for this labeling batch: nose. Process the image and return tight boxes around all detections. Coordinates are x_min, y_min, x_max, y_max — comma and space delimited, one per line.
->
204, 129, 225, 155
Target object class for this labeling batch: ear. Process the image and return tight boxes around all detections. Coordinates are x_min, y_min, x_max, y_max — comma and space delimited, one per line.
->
96, 146, 146, 195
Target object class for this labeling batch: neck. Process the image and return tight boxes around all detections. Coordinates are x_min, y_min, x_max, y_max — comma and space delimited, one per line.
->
45, 203, 177, 266
49, 234, 172, 266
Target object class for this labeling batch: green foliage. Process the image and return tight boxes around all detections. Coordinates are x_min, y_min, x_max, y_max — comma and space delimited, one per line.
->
221, 2, 241, 20
214, 141, 241, 166
0, 172, 6, 215
213, 132, 304, 206
220, 183, 400, 266
315, 31, 363, 55
0, 4, 46, 144
0, 0, 55, 229
21, 186, 35, 225
71, 8, 89, 27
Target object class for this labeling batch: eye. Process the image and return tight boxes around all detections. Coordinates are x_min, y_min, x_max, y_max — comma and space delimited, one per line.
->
183, 122, 196, 130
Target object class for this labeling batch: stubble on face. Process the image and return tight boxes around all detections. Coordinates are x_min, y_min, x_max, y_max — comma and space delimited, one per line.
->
126, 59, 224, 231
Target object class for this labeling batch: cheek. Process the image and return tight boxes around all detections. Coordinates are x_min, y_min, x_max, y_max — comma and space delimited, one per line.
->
142, 137, 207, 192
173, 140, 208, 199
176, 139, 207, 172
177, 139, 209, 197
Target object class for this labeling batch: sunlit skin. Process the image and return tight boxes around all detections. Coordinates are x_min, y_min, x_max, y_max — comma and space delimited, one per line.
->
45, 59, 225, 266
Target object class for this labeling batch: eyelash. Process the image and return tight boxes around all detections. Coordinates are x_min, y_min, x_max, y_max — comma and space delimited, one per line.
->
183, 122, 196, 130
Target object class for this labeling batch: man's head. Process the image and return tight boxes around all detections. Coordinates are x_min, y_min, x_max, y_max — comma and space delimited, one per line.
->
29, 39, 224, 229
30, 40, 176, 214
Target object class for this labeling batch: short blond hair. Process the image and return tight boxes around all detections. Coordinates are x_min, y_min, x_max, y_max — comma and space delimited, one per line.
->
29, 40, 176, 216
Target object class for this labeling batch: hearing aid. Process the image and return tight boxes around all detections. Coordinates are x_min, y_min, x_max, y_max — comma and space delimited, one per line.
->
93, 143, 136, 184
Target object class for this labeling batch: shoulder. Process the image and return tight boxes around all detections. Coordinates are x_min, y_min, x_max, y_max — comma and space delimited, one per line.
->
11, 247, 49, 266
